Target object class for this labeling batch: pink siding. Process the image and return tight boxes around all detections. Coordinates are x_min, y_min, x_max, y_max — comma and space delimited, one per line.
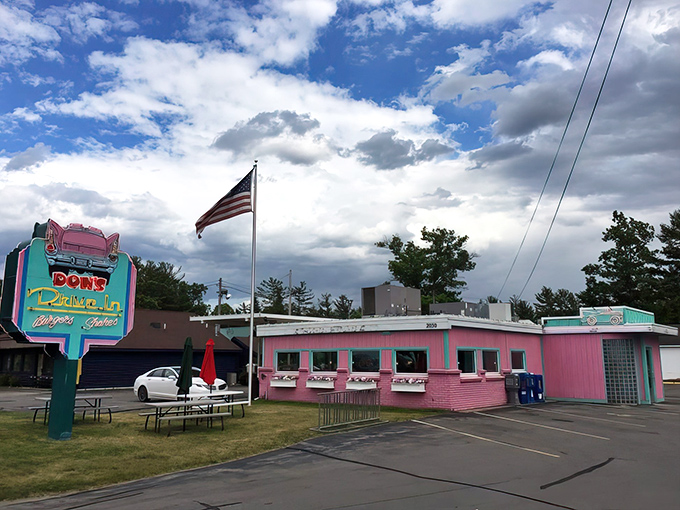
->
543, 334, 606, 401
259, 328, 542, 411
448, 328, 542, 374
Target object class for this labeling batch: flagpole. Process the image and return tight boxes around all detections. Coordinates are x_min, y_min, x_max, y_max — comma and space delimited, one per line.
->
247, 160, 257, 405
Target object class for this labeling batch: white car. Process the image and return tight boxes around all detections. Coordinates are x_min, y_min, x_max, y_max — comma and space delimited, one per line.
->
133, 366, 227, 402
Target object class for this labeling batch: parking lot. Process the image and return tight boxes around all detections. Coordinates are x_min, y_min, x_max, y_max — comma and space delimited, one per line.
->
1, 386, 679, 509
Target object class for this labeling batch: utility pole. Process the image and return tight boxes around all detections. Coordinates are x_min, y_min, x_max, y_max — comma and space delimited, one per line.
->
218, 277, 223, 316
288, 270, 292, 315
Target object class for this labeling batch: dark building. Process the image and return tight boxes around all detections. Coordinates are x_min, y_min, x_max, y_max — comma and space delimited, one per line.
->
0, 309, 246, 389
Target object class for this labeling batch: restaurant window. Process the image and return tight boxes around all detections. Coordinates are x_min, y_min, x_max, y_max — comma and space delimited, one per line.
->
23, 354, 36, 374
1, 353, 10, 372
511, 350, 526, 371
457, 349, 476, 374
351, 350, 380, 373
312, 351, 338, 372
482, 350, 500, 372
276, 351, 300, 372
12, 353, 24, 372
395, 350, 428, 374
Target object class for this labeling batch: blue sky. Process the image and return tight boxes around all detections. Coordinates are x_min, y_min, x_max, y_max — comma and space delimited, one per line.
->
1, 0, 679, 311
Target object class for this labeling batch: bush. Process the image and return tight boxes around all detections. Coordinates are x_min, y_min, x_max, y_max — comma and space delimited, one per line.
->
0, 374, 21, 387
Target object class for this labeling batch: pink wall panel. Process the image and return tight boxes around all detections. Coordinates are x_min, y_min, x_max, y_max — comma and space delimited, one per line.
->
260, 327, 542, 410
651, 338, 665, 401
542, 334, 606, 400
448, 328, 542, 374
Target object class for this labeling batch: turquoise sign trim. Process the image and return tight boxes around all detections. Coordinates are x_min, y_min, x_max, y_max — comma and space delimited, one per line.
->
11, 237, 135, 360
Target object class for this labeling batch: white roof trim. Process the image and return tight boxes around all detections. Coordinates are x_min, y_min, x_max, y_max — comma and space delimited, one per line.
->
542, 324, 678, 336
189, 313, 332, 324
257, 314, 542, 337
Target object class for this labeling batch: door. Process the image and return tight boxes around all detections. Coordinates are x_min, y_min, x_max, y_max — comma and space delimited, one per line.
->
644, 346, 656, 403
602, 338, 639, 405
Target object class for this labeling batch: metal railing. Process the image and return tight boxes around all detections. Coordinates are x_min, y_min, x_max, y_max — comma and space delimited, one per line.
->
317, 389, 381, 431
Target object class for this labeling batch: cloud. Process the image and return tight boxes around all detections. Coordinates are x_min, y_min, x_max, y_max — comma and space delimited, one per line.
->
40, 2, 138, 44
519, 50, 575, 70
412, 187, 463, 210
213, 110, 331, 165
0, 1, 138, 66
0, 2, 61, 65
10, 107, 42, 122
3, 143, 52, 171
430, 0, 540, 27
423, 43, 512, 104
491, 80, 573, 137
355, 130, 454, 170
468, 141, 533, 169
184, 0, 338, 66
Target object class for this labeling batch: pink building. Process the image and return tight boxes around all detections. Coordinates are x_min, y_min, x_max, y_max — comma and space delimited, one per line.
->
256, 307, 676, 410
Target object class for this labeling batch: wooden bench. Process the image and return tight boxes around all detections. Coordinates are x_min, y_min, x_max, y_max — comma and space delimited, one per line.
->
76, 405, 118, 423
29, 406, 49, 424
30, 405, 118, 424
157, 410, 233, 435
139, 409, 200, 430
226, 400, 248, 418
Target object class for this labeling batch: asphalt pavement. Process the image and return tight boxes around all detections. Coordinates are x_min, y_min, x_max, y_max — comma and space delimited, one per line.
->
1, 385, 679, 509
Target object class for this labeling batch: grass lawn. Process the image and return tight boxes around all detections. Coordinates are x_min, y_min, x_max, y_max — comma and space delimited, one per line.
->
0, 400, 439, 502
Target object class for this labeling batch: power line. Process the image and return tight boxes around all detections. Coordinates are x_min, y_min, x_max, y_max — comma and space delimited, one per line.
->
517, 0, 633, 299
496, 0, 614, 300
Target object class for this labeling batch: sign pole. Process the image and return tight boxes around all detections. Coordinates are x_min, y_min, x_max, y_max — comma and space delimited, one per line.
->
48, 355, 79, 440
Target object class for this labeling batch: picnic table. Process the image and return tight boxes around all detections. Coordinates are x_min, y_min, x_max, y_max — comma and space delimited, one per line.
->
142, 390, 246, 434
31, 394, 115, 424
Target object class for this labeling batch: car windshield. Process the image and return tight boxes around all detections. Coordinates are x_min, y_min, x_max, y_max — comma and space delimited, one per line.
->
170, 367, 201, 378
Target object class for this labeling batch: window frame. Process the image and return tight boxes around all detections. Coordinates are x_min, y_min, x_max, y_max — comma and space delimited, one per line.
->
510, 350, 526, 372
310, 350, 338, 373
275, 351, 301, 372
394, 348, 428, 375
481, 349, 500, 373
350, 349, 381, 373
457, 348, 477, 374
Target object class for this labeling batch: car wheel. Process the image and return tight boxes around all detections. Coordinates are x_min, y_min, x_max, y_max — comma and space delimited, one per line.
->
137, 386, 149, 402
610, 315, 622, 325
586, 316, 597, 326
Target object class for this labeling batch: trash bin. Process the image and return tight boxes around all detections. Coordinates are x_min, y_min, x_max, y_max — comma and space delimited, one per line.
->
505, 373, 520, 404
532, 374, 544, 402
518, 372, 534, 404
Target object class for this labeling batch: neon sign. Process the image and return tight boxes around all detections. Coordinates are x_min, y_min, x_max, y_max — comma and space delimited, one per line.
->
2, 220, 136, 360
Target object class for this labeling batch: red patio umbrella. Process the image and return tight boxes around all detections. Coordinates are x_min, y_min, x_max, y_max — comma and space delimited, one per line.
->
200, 338, 217, 391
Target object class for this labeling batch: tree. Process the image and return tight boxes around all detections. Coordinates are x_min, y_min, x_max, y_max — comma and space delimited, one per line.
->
534, 287, 580, 318
132, 257, 209, 315
509, 295, 537, 323
291, 281, 315, 316
376, 226, 476, 302
333, 295, 354, 319
256, 277, 287, 314
316, 293, 334, 318
579, 211, 657, 309
655, 209, 680, 323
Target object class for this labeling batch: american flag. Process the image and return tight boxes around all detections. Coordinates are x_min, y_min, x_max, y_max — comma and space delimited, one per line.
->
195, 169, 253, 238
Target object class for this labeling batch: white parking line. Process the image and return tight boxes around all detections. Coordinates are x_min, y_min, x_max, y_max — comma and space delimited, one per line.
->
473, 412, 610, 440
519, 407, 646, 428
412, 419, 560, 458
